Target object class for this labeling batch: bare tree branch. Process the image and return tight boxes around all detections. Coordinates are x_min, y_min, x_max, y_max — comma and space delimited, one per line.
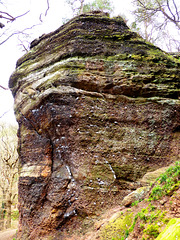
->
166, 0, 176, 21
172, 0, 179, 21
45, 0, 50, 16
14, 10, 30, 20
0, 11, 15, 22
0, 23, 41, 46
0, 107, 13, 119
17, 35, 29, 52
136, 0, 180, 29
0, 31, 19, 45
0, 10, 30, 23
0, 85, 8, 90
39, 0, 50, 22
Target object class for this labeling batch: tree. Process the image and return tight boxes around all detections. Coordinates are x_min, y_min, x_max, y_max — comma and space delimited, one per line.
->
134, 0, 180, 29
0, 124, 18, 229
66, 0, 114, 16
0, 1, 30, 46
66, 0, 85, 15
0, 0, 51, 97
83, 0, 114, 13
0, 0, 50, 48
132, 0, 180, 51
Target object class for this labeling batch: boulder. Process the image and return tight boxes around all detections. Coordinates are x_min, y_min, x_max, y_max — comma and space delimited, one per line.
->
9, 12, 180, 239
122, 186, 150, 206
140, 166, 171, 186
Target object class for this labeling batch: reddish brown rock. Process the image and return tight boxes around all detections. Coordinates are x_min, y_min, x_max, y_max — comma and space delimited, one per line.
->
9, 12, 180, 239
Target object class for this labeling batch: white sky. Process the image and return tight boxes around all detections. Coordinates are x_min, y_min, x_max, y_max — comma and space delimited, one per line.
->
0, 0, 135, 125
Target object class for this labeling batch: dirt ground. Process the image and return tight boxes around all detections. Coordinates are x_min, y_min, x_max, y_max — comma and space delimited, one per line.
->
0, 229, 17, 240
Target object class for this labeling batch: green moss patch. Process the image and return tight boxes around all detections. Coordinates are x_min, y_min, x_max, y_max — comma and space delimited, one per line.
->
156, 218, 180, 240
100, 211, 134, 240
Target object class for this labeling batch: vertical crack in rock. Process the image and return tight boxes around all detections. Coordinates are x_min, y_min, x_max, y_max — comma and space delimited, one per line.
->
18, 110, 41, 137
49, 138, 54, 174
65, 165, 75, 184
105, 159, 117, 180
9, 12, 180, 239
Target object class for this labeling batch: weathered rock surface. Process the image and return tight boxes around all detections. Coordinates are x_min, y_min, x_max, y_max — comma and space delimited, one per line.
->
140, 165, 171, 185
9, 12, 180, 239
122, 186, 150, 207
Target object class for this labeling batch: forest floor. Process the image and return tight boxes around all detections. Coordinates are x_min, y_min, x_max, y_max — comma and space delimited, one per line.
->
0, 228, 17, 240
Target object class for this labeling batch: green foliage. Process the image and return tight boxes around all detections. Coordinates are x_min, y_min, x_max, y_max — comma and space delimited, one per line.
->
149, 161, 180, 201
83, 0, 114, 13
140, 223, 145, 230
131, 200, 140, 207
143, 224, 160, 238
138, 208, 148, 222
134, 202, 170, 239
129, 214, 138, 232
11, 210, 19, 221
150, 185, 163, 200
130, 21, 141, 32
149, 203, 156, 211
102, 163, 179, 240
66, 0, 114, 16
138, 205, 168, 224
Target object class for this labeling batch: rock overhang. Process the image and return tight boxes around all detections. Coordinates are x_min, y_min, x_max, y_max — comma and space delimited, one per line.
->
9, 12, 180, 100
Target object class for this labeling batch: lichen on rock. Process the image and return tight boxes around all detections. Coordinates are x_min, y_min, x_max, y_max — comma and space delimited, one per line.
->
9, 11, 180, 239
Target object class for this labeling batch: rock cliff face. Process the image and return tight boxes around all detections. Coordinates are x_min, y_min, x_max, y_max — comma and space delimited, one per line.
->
9, 12, 180, 239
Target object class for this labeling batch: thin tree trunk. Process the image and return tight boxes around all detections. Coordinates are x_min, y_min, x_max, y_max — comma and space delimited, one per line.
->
0, 202, 5, 230
5, 192, 12, 229
0, 191, 6, 230
79, 0, 85, 14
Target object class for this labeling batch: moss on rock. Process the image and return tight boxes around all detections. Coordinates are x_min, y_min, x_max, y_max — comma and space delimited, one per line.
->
155, 218, 180, 240
100, 211, 134, 240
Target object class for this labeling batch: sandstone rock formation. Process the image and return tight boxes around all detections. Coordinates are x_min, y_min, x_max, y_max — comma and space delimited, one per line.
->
9, 12, 180, 239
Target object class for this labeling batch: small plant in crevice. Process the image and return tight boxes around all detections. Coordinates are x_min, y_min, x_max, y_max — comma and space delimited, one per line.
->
143, 224, 160, 238
125, 229, 129, 238
149, 203, 156, 211
131, 200, 140, 207
140, 223, 145, 230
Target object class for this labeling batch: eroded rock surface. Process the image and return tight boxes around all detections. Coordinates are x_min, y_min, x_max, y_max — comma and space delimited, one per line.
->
9, 12, 180, 239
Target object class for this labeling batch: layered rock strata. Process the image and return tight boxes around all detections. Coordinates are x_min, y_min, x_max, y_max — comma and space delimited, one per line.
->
9, 12, 180, 239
